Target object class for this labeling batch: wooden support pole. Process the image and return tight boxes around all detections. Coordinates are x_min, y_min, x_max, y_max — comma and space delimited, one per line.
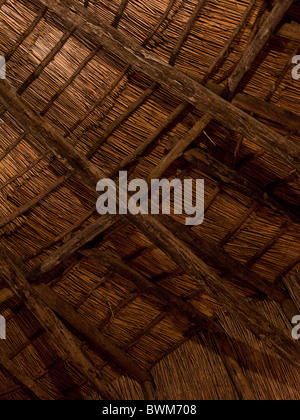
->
148, 114, 211, 180
0, 247, 111, 399
0, 131, 26, 163
202, 0, 256, 84
109, 101, 188, 178
112, 0, 129, 28
30, 214, 120, 283
86, 83, 157, 159
142, 0, 176, 47
17, 25, 76, 95
0, 173, 71, 229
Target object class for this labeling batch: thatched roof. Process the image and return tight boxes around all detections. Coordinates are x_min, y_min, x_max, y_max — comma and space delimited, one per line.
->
0, 0, 299, 400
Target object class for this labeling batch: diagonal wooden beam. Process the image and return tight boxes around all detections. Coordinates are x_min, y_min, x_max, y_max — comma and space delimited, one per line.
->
232, 92, 300, 133
0, 247, 111, 399
183, 149, 300, 223
157, 214, 298, 321
0, 77, 299, 368
34, 284, 154, 388
112, 0, 129, 28
30, 214, 120, 282
80, 248, 222, 334
32, 0, 300, 168
169, 0, 207, 66
227, 0, 295, 96
0, 347, 54, 400
5, 6, 48, 62
127, 214, 300, 368
0, 284, 154, 392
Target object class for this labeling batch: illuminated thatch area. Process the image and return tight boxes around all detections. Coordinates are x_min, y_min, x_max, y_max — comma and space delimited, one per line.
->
0, 0, 299, 400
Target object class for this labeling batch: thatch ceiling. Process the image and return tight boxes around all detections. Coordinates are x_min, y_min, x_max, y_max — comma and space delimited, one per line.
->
0, 0, 299, 400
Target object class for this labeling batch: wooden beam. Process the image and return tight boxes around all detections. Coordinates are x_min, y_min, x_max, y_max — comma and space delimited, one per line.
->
5, 6, 47, 62
0, 283, 155, 392
17, 25, 76, 95
0, 59, 299, 369
202, 0, 256, 84
30, 214, 120, 282
278, 20, 300, 41
80, 249, 222, 334
0, 80, 104, 187
142, 0, 176, 47
0, 173, 71, 229
227, 0, 295, 95
127, 213, 300, 368
33, 0, 300, 168
183, 149, 300, 223
109, 101, 188, 177
169, 0, 207, 66
232, 92, 300, 133
158, 214, 298, 320
35, 283, 153, 386
112, 0, 129, 28
87, 83, 157, 159
0, 131, 26, 163
216, 334, 255, 400
0, 348, 54, 400
148, 114, 211, 180
0, 247, 111, 399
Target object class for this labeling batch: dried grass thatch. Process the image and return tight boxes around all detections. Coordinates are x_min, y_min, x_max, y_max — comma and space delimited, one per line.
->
0, 0, 299, 400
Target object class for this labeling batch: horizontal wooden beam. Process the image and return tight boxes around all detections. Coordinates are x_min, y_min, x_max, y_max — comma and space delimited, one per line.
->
33, 0, 300, 168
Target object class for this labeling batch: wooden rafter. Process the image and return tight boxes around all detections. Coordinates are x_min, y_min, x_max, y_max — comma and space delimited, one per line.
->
5, 6, 47, 62
0, 247, 111, 399
17, 25, 76, 95
232, 92, 300, 133
80, 249, 222, 334
202, 0, 256, 84
33, 0, 300, 168
127, 214, 300, 368
0, 347, 54, 400
227, 0, 295, 96
0, 77, 299, 369
112, 0, 130, 28
35, 285, 154, 390
183, 149, 300, 223
169, 0, 207, 66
